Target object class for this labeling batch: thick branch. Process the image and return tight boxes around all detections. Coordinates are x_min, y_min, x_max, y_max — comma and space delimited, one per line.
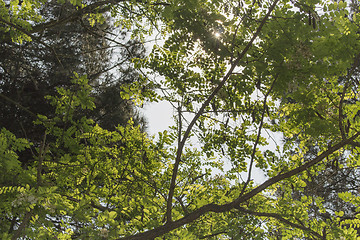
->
232, 131, 360, 205
118, 132, 359, 240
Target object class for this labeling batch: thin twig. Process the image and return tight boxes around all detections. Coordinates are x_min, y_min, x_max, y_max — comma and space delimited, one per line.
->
0, 93, 38, 118
240, 74, 278, 196
339, 83, 349, 139
236, 207, 324, 239
37, 132, 48, 188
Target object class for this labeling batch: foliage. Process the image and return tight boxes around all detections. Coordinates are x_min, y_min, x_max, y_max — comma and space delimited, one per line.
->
2, 0, 360, 239
0, 0, 147, 154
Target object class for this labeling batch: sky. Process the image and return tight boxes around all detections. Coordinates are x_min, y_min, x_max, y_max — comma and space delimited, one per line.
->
143, 99, 277, 184
143, 100, 175, 135
141, 28, 284, 185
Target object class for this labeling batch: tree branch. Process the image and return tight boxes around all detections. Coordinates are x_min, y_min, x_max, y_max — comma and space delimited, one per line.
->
241, 75, 278, 195
117, 131, 359, 240
165, 0, 280, 223
199, 231, 228, 239
0, 17, 64, 66
339, 83, 349, 139
37, 132, 48, 188
2, 0, 169, 43
0, 93, 38, 118
11, 211, 32, 240
236, 207, 324, 239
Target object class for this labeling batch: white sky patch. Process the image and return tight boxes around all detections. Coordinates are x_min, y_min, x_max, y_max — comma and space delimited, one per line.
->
143, 100, 175, 135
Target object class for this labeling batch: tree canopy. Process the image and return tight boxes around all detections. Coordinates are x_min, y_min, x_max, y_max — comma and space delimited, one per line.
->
1, 0, 360, 239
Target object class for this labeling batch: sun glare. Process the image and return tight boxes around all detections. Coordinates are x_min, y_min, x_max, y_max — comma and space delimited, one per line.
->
214, 32, 221, 38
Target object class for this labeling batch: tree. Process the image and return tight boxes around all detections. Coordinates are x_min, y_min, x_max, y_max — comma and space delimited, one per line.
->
269, 3, 360, 237
0, 0, 148, 170
1, 0, 360, 239
0, 0, 148, 131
